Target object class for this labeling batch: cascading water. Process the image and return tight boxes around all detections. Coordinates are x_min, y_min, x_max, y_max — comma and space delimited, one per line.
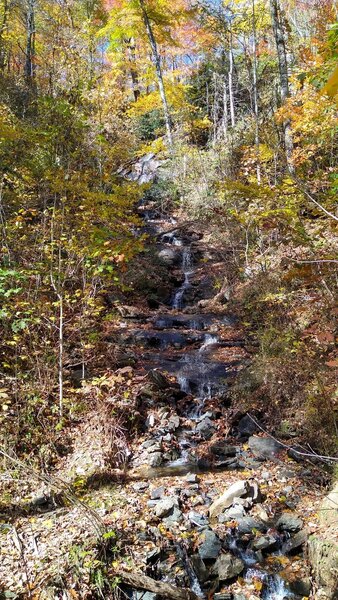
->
172, 247, 193, 309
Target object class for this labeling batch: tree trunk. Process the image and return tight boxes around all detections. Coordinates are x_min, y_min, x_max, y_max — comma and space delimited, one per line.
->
24, 0, 36, 92
222, 77, 228, 142
269, 0, 294, 173
127, 37, 140, 102
228, 29, 235, 128
138, 0, 173, 150
252, 0, 261, 184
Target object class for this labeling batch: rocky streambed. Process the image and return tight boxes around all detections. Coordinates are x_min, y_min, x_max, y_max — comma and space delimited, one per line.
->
0, 200, 334, 599
109, 206, 324, 600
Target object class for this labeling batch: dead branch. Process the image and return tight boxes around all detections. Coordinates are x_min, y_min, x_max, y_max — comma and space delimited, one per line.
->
117, 570, 199, 600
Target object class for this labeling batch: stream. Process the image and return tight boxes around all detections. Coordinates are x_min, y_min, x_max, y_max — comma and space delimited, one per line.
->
122, 206, 313, 600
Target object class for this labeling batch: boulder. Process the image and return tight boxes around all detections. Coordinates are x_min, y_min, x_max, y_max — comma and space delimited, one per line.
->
198, 529, 222, 561
209, 480, 261, 519
236, 516, 267, 534
196, 417, 215, 440
248, 435, 282, 460
210, 443, 238, 457
237, 414, 260, 437
163, 506, 183, 526
282, 530, 308, 554
158, 248, 179, 266
213, 553, 244, 581
252, 533, 279, 552
276, 513, 303, 533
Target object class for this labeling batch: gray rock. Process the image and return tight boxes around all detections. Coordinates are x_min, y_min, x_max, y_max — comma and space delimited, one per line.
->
252, 533, 279, 551
276, 513, 303, 533
151, 486, 164, 500
282, 530, 308, 553
154, 497, 178, 518
135, 592, 157, 600
167, 415, 180, 431
248, 435, 282, 459
210, 443, 238, 457
218, 504, 246, 523
286, 578, 312, 597
132, 482, 149, 492
158, 248, 179, 266
163, 506, 183, 526
148, 452, 163, 467
147, 500, 159, 508
190, 554, 209, 583
186, 473, 200, 483
237, 516, 267, 534
198, 529, 222, 560
213, 553, 244, 580
237, 414, 260, 437
209, 479, 261, 519
141, 439, 160, 450
188, 511, 209, 529
214, 595, 232, 600
196, 417, 215, 440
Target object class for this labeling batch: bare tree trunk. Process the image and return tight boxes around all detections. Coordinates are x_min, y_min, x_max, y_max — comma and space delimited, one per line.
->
138, 0, 173, 150
252, 0, 261, 184
222, 77, 228, 142
269, 0, 294, 173
25, 0, 36, 87
228, 29, 235, 128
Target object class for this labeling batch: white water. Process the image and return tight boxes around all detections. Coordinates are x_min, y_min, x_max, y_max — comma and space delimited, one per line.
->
172, 247, 193, 309
199, 334, 218, 353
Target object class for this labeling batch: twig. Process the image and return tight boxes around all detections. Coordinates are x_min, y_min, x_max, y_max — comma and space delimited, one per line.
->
293, 177, 338, 223
247, 413, 338, 463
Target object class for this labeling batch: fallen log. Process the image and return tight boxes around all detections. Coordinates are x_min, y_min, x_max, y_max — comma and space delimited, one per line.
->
117, 570, 200, 600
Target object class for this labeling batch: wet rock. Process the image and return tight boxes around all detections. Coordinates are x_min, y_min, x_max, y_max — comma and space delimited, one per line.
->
214, 594, 232, 600
196, 417, 215, 440
252, 533, 279, 551
212, 553, 244, 580
190, 554, 209, 583
154, 497, 178, 518
214, 458, 240, 470
147, 369, 171, 390
135, 592, 157, 600
282, 529, 308, 553
276, 513, 303, 533
286, 577, 312, 597
151, 486, 164, 500
237, 516, 267, 534
148, 452, 163, 467
248, 435, 282, 459
210, 443, 238, 457
158, 247, 180, 266
198, 529, 222, 561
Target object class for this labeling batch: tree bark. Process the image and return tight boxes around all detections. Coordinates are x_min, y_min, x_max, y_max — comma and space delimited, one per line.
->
269, 0, 294, 173
138, 0, 173, 150
252, 0, 261, 184
24, 0, 36, 93
126, 37, 140, 102
228, 29, 235, 128
117, 570, 199, 600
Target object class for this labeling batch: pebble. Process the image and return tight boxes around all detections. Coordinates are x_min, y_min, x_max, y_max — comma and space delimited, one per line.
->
151, 486, 164, 500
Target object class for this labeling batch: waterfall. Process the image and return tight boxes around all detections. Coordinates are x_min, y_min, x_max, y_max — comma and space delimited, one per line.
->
172, 247, 193, 309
